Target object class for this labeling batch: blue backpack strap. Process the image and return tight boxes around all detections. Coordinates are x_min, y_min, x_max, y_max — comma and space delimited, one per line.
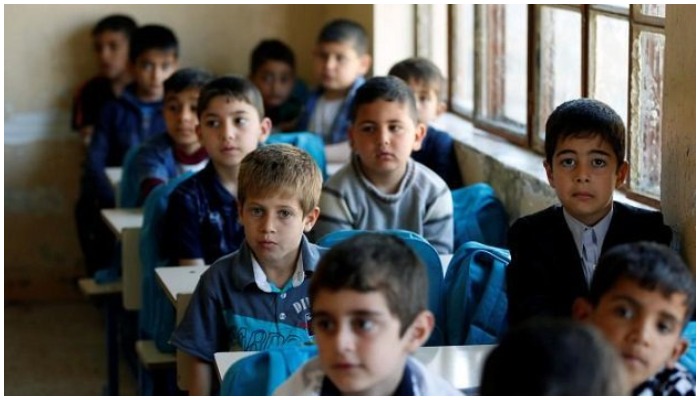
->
464, 246, 510, 344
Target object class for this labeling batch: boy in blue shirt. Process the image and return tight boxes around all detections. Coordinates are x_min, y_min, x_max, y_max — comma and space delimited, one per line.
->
389, 57, 463, 189
130, 68, 212, 206
506, 98, 672, 326
164, 76, 271, 266
297, 19, 372, 162
171, 144, 325, 395
574, 242, 695, 395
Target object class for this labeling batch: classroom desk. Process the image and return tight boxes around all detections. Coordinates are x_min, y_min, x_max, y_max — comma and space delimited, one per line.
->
155, 265, 209, 305
100, 208, 143, 310
214, 344, 495, 393
100, 208, 143, 237
105, 166, 122, 189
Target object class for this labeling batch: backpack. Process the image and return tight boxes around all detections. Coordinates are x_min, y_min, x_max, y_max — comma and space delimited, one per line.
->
680, 321, 696, 376
443, 241, 511, 345
451, 183, 509, 250
265, 132, 328, 180
220, 345, 318, 395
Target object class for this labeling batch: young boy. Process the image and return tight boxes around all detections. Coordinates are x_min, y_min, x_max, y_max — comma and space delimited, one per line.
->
163, 76, 271, 266
72, 14, 137, 145
297, 18, 372, 162
249, 39, 308, 133
75, 24, 178, 276
480, 318, 628, 395
274, 233, 461, 395
506, 98, 672, 326
312, 76, 454, 254
171, 144, 325, 395
389, 57, 463, 189
130, 68, 212, 206
573, 241, 696, 395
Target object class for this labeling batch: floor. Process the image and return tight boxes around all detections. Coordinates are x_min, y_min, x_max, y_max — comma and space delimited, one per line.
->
5, 299, 138, 396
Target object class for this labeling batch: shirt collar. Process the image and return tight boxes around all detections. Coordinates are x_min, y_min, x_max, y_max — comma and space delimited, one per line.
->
563, 206, 614, 258
250, 246, 306, 293
319, 363, 414, 395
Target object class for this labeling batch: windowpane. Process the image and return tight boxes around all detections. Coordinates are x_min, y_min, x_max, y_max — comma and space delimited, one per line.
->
629, 28, 664, 199
535, 7, 581, 142
452, 4, 474, 115
641, 4, 665, 18
417, 4, 448, 77
590, 12, 629, 124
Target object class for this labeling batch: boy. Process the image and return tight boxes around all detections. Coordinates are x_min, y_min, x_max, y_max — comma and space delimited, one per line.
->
75, 24, 178, 276
274, 233, 461, 395
164, 76, 271, 266
171, 144, 325, 395
130, 68, 212, 206
312, 76, 453, 254
249, 39, 308, 133
480, 318, 628, 395
297, 18, 371, 162
389, 57, 463, 189
573, 241, 696, 395
72, 14, 137, 145
506, 98, 672, 326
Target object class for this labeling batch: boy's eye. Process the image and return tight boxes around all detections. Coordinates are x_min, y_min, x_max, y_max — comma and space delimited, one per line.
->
591, 158, 607, 168
278, 209, 294, 219
166, 102, 180, 113
312, 317, 335, 333
233, 117, 249, 127
389, 124, 404, 134
559, 158, 576, 168
352, 318, 376, 333
190, 105, 198, 113
613, 305, 634, 319
204, 119, 220, 128
358, 124, 376, 134
249, 207, 264, 217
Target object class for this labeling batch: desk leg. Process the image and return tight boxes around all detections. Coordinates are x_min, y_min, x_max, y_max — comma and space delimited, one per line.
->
105, 295, 120, 395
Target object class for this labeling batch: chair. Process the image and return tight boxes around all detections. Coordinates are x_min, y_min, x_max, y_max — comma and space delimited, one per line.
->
118, 145, 143, 208
317, 229, 446, 345
451, 183, 509, 250
680, 321, 696, 376
443, 241, 511, 345
265, 132, 328, 180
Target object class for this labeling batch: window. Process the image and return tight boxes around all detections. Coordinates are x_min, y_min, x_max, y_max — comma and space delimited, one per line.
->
449, 4, 666, 205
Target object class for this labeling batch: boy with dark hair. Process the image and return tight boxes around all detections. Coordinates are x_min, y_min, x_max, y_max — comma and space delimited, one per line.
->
506, 98, 672, 326
171, 144, 325, 395
297, 18, 372, 162
574, 241, 696, 396
130, 68, 213, 206
480, 318, 628, 395
313, 76, 453, 254
249, 39, 308, 132
72, 14, 137, 144
275, 233, 461, 395
389, 57, 463, 189
75, 23, 179, 277
164, 76, 271, 266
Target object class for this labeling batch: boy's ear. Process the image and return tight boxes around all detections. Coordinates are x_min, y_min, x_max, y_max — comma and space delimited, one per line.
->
359, 53, 372, 76
258, 117, 272, 143
666, 338, 689, 369
303, 206, 321, 232
412, 122, 427, 151
572, 297, 594, 321
543, 160, 555, 188
436, 101, 447, 117
404, 310, 434, 352
615, 160, 629, 188
195, 123, 203, 141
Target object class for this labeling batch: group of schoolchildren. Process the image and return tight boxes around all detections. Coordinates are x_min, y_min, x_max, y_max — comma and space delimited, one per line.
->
71, 14, 695, 396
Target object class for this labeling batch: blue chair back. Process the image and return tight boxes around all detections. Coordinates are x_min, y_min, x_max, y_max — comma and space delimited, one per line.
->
265, 132, 328, 180
680, 321, 696, 376
451, 183, 509, 250
118, 145, 142, 208
444, 241, 511, 345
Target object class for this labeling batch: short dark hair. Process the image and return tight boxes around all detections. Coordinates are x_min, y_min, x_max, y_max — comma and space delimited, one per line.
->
250, 39, 296, 75
164, 68, 214, 95
129, 24, 178, 62
92, 14, 137, 37
544, 98, 626, 167
310, 233, 428, 336
349, 76, 418, 123
317, 18, 368, 55
388, 57, 446, 101
196, 75, 265, 119
480, 318, 627, 395
588, 241, 695, 325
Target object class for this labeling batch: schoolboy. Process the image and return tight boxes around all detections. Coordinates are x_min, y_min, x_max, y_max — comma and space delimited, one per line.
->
297, 18, 371, 161
506, 98, 672, 326
164, 76, 271, 266
171, 144, 325, 395
75, 24, 178, 276
72, 14, 137, 144
275, 233, 461, 396
249, 39, 308, 132
480, 318, 628, 395
573, 241, 696, 395
312, 76, 454, 254
389, 57, 463, 189
130, 68, 213, 206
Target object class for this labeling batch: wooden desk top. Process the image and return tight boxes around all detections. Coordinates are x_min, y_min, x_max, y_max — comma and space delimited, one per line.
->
105, 167, 122, 188
155, 266, 209, 305
100, 208, 143, 236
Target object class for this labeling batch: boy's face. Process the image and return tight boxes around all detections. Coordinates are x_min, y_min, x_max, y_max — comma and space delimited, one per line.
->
197, 97, 271, 169
405, 78, 445, 124
93, 30, 130, 80
544, 135, 628, 226
130, 49, 178, 102
251, 60, 295, 108
163, 87, 201, 154
313, 41, 370, 97
575, 278, 689, 389
312, 289, 432, 396
349, 100, 426, 186
238, 192, 319, 268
